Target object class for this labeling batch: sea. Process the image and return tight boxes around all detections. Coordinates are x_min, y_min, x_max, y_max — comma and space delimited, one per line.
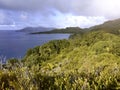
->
0, 30, 70, 60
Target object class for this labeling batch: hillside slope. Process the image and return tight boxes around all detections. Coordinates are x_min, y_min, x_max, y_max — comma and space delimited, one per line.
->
31, 27, 84, 34
17, 26, 54, 33
21, 31, 120, 89
88, 18, 120, 34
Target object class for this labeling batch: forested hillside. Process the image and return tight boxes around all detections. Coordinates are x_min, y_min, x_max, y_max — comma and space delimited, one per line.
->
88, 18, 120, 35
0, 29, 120, 89
31, 27, 84, 34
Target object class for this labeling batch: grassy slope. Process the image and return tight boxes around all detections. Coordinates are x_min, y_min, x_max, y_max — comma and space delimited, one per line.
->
30, 31, 120, 74
21, 31, 120, 89
88, 18, 120, 34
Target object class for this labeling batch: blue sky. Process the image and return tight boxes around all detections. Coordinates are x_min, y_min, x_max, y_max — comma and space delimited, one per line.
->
0, 0, 120, 30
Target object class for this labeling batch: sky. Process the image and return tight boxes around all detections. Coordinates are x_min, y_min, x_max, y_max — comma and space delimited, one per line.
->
0, 0, 120, 30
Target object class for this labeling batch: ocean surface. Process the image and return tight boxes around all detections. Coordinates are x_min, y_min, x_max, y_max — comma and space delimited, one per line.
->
0, 30, 70, 60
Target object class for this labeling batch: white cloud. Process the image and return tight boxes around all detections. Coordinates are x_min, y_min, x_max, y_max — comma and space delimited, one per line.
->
0, 10, 16, 25
49, 13, 107, 28
0, 0, 120, 29
0, 25, 23, 30
0, 0, 120, 19
89, 0, 120, 18
0, 10, 107, 30
20, 12, 28, 20
0, 11, 6, 24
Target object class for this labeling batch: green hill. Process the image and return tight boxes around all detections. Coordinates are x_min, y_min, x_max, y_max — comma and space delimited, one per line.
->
31, 27, 85, 34
30, 18, 120, 35
88, 18, 120, 34
24, 31, 120, 71
22, 31, 120, 89
17, 26, 54, 33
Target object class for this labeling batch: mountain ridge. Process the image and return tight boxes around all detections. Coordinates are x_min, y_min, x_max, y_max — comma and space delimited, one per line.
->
30, 27, 84, 34
88, 18, 120, 34
18, 18, 120, 35
17, 26, 55, 33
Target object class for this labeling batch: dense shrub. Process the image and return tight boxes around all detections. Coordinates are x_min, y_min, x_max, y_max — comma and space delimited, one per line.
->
0, 31, 120, 89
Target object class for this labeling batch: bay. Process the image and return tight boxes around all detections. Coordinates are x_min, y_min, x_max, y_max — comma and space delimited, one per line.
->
0, 30, 70, 60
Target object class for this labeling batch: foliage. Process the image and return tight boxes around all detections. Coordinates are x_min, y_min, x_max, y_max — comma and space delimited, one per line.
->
31, 27, 84, 34
23, 39, 70, 67
1, 31, 120, 89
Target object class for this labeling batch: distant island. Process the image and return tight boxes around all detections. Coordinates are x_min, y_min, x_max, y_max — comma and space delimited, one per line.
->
18, 18, 120, 35
17, 26, 55, 33
30, 27, 85, 34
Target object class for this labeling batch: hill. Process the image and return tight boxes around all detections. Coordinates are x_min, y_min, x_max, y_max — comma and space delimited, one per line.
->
17, 18, 120, 35
31, 27, 85, 34
21, 31, 120, 89
88, 18, 120, 34
17, 26, 54, 33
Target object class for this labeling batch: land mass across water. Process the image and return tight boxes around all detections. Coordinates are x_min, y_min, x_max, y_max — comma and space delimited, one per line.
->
30, 27, 85, 34
17, 26, 55, 33
18, 18, 120, 35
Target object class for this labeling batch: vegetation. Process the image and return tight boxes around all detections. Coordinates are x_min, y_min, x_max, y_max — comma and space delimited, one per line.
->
1, 21, 120, 89
88, 18, 120, 35
31, 27, 84, 34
